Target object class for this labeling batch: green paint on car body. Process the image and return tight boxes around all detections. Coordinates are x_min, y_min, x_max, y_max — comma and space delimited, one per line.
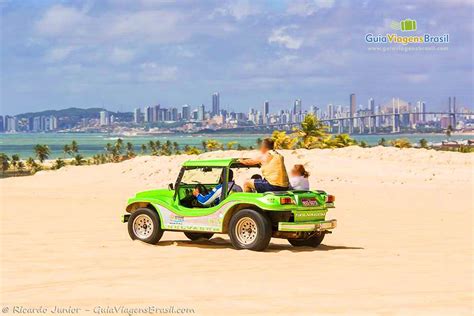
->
123, 158, 337, 235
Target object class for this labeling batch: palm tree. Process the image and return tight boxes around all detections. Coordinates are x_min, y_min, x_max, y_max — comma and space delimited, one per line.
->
271, 131, 297, 149
25, 157, 36, 170
201, 140, 207, 152
419, 138, 428, 149
205, 139, 224, 151
0, 153, 10, 175
17, 161, 25, 174
126, 142, 135, 158
148, 141, 157, 155
34, 144, 51, 163
391, 138, 412, 148
105, 143, 113, 152
73, 154, 85, 165
105, 143, 113, 160
111, 147, 120, 162
11, 154, 19, 175
378, 138, 387, 146
141, 144, 147, 154
115, 138, 123, 155
184, 146, 202, 155
160, 140, 172, 156
63, 144, 72, 157
172, 142, 179, 153
71, 140, 79, 153
226, 141, 238, 150
324, 134, 356, 148
292, 114, 328, 149
53, 158, 66, 169
359, 141, 368, 148
446, 125, 453, 141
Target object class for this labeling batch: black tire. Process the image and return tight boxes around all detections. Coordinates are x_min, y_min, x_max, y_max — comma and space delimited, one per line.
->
184, 232, 214, 241
128, 208, 163, 244
288, 233, 325, 247
229, 209, 272, 251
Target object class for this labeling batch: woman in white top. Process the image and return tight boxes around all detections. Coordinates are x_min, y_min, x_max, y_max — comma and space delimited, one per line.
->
289, 164, 310, 191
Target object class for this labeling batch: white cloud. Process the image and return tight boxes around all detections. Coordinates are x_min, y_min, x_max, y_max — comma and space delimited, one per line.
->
287, 0, 335, 16
109, 48, 136, 64
43, 46, 76, 62
35, 5, 89, 37
139, 62, 178, 82
214, 0, 261, 20
404, 73, 429, 83
268, 26, 303, 50
35, 6, 205, 45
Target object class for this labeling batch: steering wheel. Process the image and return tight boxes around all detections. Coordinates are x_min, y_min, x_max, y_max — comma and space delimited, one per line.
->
195, 184, 209, 196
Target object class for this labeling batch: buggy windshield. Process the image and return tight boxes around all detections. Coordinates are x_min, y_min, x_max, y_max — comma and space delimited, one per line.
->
180, 167, 224, 185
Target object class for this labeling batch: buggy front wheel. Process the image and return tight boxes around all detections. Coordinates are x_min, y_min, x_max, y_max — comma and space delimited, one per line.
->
128, 208, 163, 244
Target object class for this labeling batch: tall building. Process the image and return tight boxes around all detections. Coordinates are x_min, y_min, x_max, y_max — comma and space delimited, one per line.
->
293, 99, 302, 115
418, 101, 426, 122
99, 111, 110, 126
263, 100, 269, 124
198, 104, 205, 121
263, 101, 269, 117
33, 116, 41, 131
182, 105, 190, 121
452, 96, 456, 127
162, 108, 170, 121
153, 105, 160, 122
5, 116, 17, 132
212, 92, 220, 116
133, 108, 141, 124
143, 106, 152, 123
171, 108, 178, 121
350, 93, 356, 116
368, 98, 375, 113
327, 104, 334, 119
0, 116, 3, 132
49, 116, 58, 130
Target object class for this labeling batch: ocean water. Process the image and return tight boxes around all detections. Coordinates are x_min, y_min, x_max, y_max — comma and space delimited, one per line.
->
0, 132, 469, 159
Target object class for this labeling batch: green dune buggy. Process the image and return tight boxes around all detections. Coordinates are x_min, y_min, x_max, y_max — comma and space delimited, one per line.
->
122, 158, 336, 251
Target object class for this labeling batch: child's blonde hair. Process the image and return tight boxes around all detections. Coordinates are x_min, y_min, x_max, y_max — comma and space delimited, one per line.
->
293, 164, 309, 178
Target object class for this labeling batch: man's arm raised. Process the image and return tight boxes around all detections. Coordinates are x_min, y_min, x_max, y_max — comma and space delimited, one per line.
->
238, 157, 261, 166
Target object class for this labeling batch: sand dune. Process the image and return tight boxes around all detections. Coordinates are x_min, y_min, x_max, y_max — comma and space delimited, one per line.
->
1, 146, 472, 315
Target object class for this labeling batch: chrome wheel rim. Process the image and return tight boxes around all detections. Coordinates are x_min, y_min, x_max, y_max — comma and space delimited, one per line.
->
132, 214, 154, 239
235, 217, 258, 245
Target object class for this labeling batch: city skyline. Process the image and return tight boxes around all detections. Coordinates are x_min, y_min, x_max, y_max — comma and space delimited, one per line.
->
2, 91, 471, 134
1, 1, 473, 114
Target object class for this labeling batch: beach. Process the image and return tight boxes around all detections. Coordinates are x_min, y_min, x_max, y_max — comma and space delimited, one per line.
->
0, 146, 472, 315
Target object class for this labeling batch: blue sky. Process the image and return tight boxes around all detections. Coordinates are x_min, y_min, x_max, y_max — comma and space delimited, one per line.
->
1, 0, 473, 115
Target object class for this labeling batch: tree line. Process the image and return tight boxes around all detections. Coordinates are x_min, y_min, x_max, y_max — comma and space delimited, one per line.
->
0, 114, 470, 178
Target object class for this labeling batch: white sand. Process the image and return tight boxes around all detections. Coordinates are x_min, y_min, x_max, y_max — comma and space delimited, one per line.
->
1, 147, 473, 315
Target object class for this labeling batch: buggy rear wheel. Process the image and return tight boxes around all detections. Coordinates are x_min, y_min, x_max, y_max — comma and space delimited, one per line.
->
229, 209, 272, 251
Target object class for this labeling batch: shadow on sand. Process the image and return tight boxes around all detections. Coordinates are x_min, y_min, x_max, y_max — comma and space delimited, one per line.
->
154, 237, 364, 253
